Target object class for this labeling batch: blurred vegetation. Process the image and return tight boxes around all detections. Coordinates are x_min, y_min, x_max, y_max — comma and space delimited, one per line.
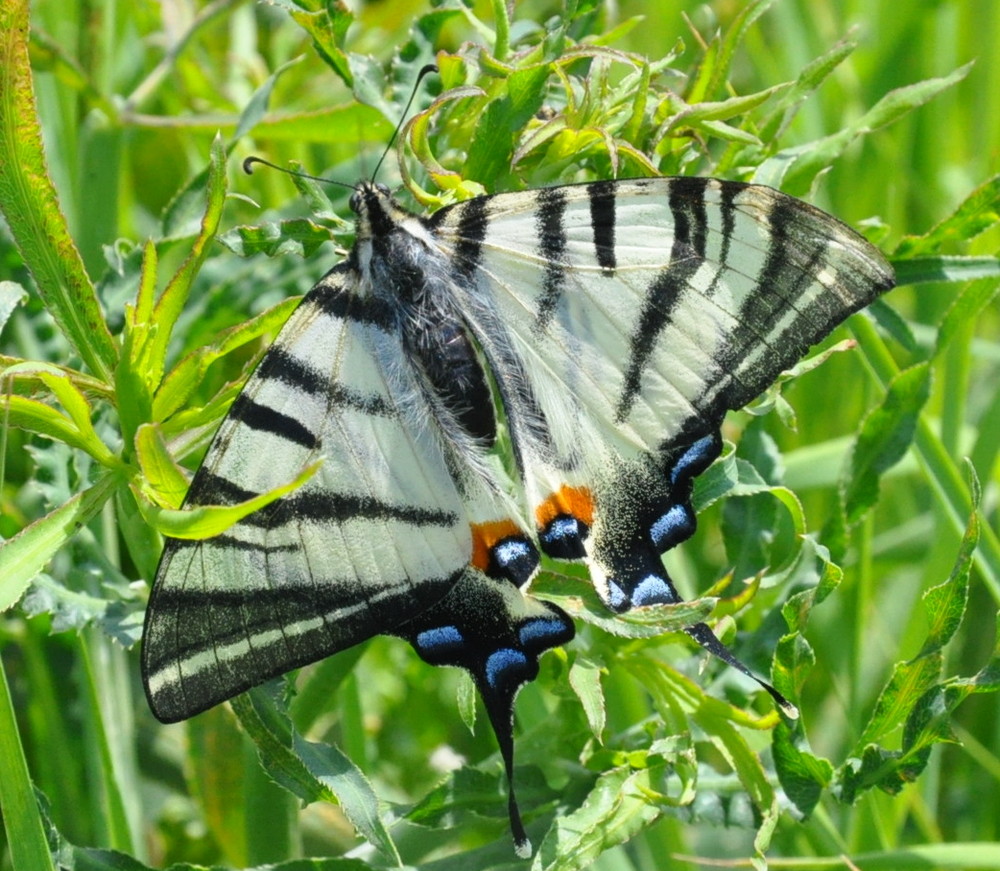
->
1, 0, 999, 869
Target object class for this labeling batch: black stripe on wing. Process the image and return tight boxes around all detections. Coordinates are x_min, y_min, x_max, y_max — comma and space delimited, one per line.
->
615, 178, 712, 423
185, 467, 458, 528
256, 346, 327, 395
258, 345, 396, 417
187, 469, 258, 506
446, 195, 491, 282
229, 394, 319, 449
256, 490, 459, 528
143, 567, 460, 723
534, 186, 569, 331
588, 180, 617, 272
310, 279, 397, 330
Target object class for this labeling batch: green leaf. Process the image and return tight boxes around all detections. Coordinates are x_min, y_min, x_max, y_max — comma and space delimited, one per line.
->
231, 687, 402, 866
893, 255, 1000, 285
754, 62, 973, 194
2, 393, 109, 459
280, 0, 354, 86
465, 64, 550, 187
916, 481, 978, 659
843, 363, 931, 526
837, 743, 931, 803
0, 651, 57, 871
698, 709, 778, 864
934, 278, 1000, 358
771, 719, 833, 818
37, 371, 116, 466
0, 471, 119, 611
755, 34, 857, 145
568, 657, 606, 740
152, 295, 299, 423
0, 279, 27, 332
0, 0, 116, 381
134, 459, 320, 539
217, 219, 338, 258
893, 174, 1000, 258
146, 135, 228, 390
133, 423, 191, 509
855, 654, 944, 751
533, 765, 661, 871
115, 240, 159, 450
233, 56, 305, 143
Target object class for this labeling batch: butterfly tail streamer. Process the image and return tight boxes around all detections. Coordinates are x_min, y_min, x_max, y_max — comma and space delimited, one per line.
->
685, 621, 799, 718
400, 568, 575, 855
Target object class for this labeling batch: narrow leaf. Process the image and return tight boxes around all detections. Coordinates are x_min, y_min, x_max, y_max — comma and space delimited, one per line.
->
134, 423, 192, 509
0, 653, 57, 871
0, 0, 116, 380
152, 295, 299, 422
0, 280, 26, 332
534, 766, 661, 871
0, 471, 119, 610
893, 255, 1000, 285
843, 363, 931, 526
146, 135, 228, 389
232, 688, 402, 865
133, 459, 320, 539
2, 394, 111, 461
755, 63, 973, 193
893, 174, 1000, 258
568, 657, 606, 740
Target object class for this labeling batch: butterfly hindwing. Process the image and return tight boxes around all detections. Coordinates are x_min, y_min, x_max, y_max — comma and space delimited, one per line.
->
399, 567, 573, 855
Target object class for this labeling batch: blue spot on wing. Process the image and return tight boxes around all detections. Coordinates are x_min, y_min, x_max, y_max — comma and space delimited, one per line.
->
488, 535, 539, 586
539, 515, 587, 559
670, 434, 720, 485
415, 625, 464, 655
650, 504, 695, 550
607, 580, 628, 613
631, 574, 678, 607
485, 648, 529, 689
544, 517, 579, 541
518, 616, 574, 650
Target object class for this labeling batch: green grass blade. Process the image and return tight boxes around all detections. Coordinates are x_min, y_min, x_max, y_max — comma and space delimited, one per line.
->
0, 649, 57, 871
0, 0, 116, 382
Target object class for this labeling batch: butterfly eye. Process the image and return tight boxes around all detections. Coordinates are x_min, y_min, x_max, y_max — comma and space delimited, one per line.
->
375, 182, 391, 196
348, 190, 362, 213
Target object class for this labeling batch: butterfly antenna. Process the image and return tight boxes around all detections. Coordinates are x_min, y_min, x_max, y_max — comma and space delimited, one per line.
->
241, 156, 356, 191
370, 63, 439, 182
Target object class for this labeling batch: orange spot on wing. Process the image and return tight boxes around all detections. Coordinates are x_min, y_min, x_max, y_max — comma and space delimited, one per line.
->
470, 519, 524, 572
534, 485, 595, 529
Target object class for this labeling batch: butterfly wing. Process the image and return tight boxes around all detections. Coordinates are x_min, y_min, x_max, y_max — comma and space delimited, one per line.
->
429, 177, 894, 611
142, 265, 476, 722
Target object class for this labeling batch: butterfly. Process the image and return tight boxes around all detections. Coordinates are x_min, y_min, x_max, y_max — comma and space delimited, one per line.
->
141, 173, 894, 855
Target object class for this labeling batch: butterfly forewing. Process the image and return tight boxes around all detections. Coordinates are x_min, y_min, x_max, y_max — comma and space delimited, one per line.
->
142, 267, 472, 723
432, 177, 892, 466
428, 177, 892, 612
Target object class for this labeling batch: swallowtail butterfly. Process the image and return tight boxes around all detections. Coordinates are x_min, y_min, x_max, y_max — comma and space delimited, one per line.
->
141, 171, 894, 855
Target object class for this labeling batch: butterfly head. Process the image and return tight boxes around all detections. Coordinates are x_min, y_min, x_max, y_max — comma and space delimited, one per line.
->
349, 180, 409, 240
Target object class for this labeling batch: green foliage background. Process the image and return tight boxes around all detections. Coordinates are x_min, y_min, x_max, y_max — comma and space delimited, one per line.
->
1, 0, 1000, 869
